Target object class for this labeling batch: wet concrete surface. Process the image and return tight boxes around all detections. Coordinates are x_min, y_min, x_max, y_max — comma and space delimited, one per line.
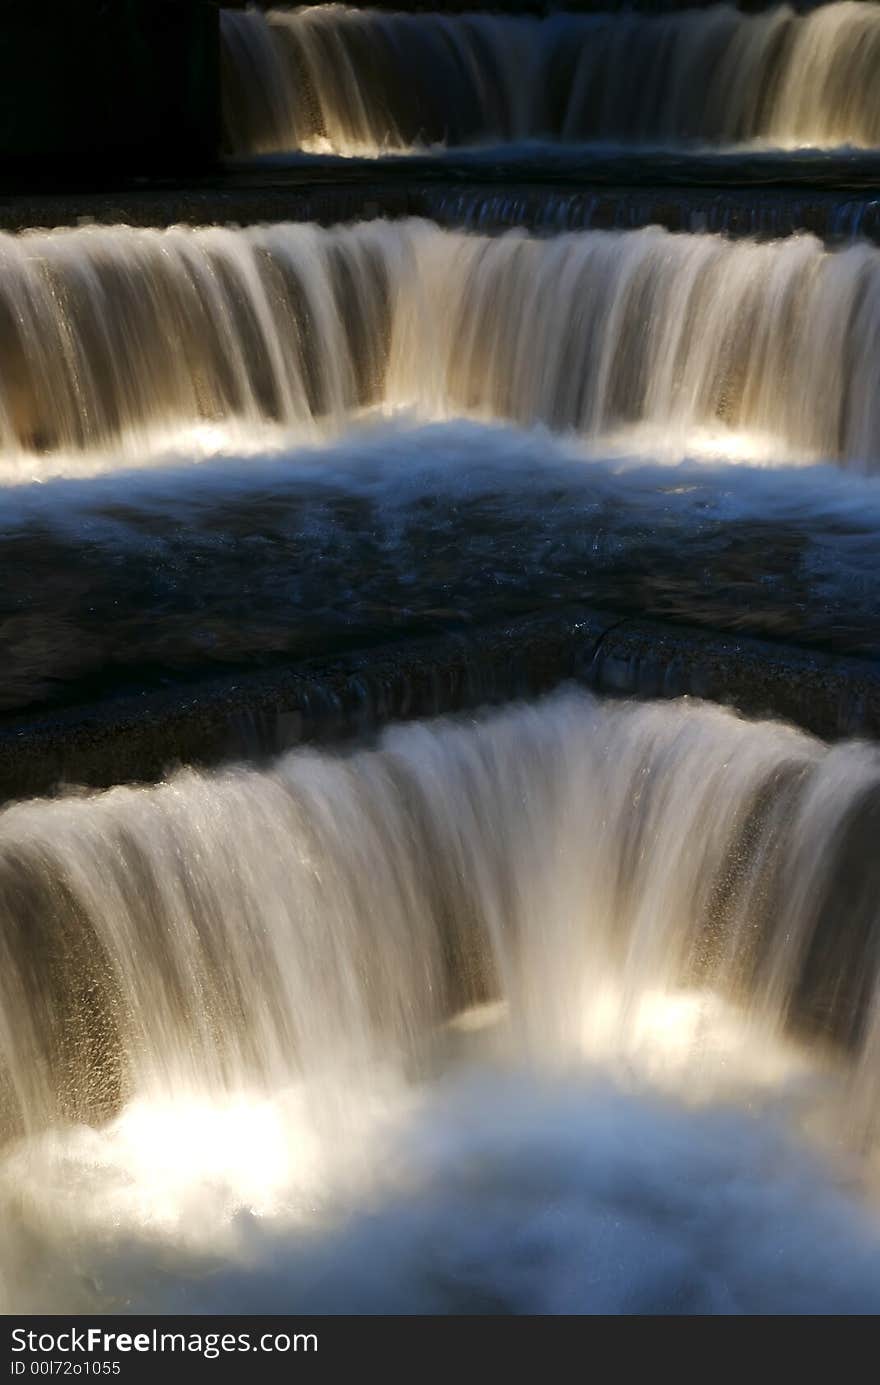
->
1, 604, 877, 805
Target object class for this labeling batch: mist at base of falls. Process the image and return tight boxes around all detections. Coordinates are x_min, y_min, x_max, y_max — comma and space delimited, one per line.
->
2, 689, 880, 1313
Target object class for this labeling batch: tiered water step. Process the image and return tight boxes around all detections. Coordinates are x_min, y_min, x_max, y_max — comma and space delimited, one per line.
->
4, 163, 880, 241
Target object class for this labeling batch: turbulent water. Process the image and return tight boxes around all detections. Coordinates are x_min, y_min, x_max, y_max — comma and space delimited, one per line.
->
2, 690, 880, 1312
5, 219, 880, 469
0, 418, 878, 717
221, 3, 880, 155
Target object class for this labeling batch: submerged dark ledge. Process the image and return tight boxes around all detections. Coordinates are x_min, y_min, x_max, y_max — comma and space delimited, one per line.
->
2, 156, 880, 242
224, 146, 880, 195
1, 609, 877, 805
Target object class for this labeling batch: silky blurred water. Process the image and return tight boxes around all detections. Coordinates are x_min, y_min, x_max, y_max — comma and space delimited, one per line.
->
4, 220, 880, 468
2, 691, 880, 1312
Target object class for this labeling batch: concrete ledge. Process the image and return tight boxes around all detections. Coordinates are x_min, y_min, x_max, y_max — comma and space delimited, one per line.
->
0, 609, 877, 804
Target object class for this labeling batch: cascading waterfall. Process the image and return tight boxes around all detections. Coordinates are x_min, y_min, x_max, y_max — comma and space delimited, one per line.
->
6, 688, 880, 1313
2, 0, 880, 1324
3, 689, 880, 1147
220, 3, 880, 155
4, 218, 880, 469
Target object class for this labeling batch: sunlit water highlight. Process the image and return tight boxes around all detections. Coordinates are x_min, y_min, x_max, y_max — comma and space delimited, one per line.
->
2, 691, 880, 1312
221, 3, 880, 156
4, 219, 880, 471
1, 417, 879, 717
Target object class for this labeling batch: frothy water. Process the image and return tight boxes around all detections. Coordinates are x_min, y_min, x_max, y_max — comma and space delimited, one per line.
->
418, 177, 880, 244
2, 691, 880, 1311
7, 1075, 880, 1314
1, 417, 879, 718
5, 219, 880, 470
221, 3, 880, 156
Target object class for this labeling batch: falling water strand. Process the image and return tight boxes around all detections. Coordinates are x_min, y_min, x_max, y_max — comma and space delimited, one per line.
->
2, 690, 880, 1147
221, 3, 880, 155
3, 220, 880, 468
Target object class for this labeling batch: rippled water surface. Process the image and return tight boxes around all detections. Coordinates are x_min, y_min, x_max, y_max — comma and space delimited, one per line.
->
0, 419, 877, 715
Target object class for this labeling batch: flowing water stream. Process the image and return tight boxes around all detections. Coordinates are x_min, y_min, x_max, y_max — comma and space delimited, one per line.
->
3, 690, 880, 1312
221, 3, 880, 155
5, 9, 880, 1314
